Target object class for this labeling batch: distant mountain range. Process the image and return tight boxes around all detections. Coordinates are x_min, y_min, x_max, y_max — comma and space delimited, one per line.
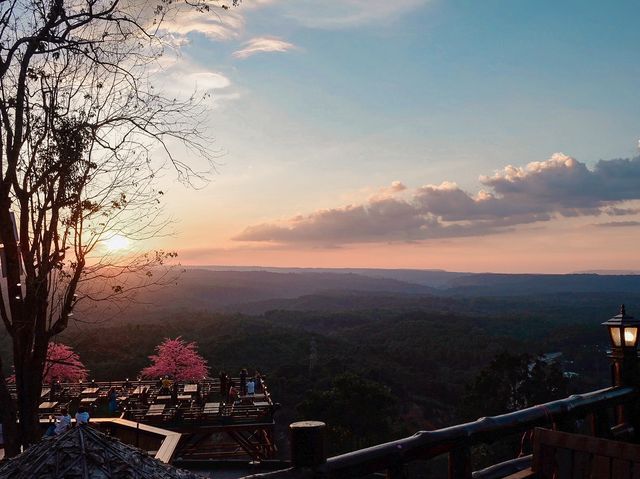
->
192, 265, 640, 294
574, 270, 640, 275
77, 266, 640, 322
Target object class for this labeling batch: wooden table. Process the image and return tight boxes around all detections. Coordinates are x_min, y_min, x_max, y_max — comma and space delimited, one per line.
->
203, 402, 220, 414
156, 395, 171, 402
39, 401, 58, 410
132, 386, 146, 395
254, 401, 270, 407
82, 387, 99, 395
146, 404, 165, 416
183, 384, 198, 393
177, 395, 192, 401
80, 397, 97, 404
40, 388, 51, 398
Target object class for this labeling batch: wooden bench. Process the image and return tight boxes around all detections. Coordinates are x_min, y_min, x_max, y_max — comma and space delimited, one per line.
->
505, 428, 640, 478
145, 404, 165, 417
203, 402, 220, 415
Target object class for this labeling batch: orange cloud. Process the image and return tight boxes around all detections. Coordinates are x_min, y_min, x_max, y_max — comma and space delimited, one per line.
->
234, 154, 640, 246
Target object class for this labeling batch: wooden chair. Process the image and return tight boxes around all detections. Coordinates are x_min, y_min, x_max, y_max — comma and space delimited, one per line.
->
505, 427, 640, 478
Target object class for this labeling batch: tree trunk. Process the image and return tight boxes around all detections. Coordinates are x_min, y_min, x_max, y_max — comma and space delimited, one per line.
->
14, 342, 47, 448
14, 365, 43, 448
0, 360, 20, 458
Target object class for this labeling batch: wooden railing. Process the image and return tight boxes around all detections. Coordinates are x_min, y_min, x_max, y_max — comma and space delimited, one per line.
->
244, 386, 638, 479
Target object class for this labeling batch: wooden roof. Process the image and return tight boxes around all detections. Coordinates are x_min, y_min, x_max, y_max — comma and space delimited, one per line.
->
0, 425, 204, 479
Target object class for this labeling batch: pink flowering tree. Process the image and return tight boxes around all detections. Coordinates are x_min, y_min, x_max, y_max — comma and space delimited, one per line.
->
8, 343, 89, 384
140, 337, 210, 381
43, 343, 89, 383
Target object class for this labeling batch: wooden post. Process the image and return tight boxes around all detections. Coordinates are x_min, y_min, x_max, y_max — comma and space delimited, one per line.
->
387, 462, 408, 479
448, 446, 472, 479
589, 409, 611, 439
290, 421, 326, 468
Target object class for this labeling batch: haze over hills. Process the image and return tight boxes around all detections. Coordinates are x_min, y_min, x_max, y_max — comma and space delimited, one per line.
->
82, 267, 640, 322
187, 266, 640, 294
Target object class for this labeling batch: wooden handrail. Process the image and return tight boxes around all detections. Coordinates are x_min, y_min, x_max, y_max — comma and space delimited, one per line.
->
243, 386, 637, 479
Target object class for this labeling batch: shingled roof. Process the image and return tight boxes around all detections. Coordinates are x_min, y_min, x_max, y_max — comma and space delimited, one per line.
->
0, 425, 205, 479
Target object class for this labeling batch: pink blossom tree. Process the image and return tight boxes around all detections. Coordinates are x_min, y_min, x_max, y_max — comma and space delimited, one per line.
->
140, 337, 210, 381
43, 343, 89, 383
8, 343, 89, 384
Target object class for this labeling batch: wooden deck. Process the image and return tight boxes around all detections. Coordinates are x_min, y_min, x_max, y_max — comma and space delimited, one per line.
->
89, 418, 182, 463
8, 377, 276, 428
8, 377, 279, 462
505, 428, 640, 479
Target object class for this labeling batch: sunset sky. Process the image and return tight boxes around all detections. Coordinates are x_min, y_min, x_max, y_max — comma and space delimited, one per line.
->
145, 1, 640, 273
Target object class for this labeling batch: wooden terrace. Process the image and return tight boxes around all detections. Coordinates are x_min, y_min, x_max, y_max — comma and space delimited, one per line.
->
7, 376, 279, 462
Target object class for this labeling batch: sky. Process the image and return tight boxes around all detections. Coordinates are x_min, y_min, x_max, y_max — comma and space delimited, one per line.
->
141, 0, 640, 273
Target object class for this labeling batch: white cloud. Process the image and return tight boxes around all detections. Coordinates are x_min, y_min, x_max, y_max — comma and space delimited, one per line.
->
276, 0, 432, 29
233, 36, 297, 59
159, 7, 245, 42
369, 180, 408, 201
234, 154, 640, 246
184, 71, 232, 90
150, 54, 237, 109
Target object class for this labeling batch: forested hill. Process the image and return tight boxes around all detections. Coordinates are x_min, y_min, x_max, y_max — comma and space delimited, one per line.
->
77, 268, 640, 321
443, 273, 640, 295
2, 267, 636, 460
187, 267, 640, 296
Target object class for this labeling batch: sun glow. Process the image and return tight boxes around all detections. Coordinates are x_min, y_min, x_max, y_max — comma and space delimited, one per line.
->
104, 234, 130, 252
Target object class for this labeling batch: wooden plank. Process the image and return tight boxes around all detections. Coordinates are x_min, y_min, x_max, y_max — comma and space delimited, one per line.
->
146, 404, 165, 416
155, 433, 182, 464
502, 470, 537, 479
386, 463, 407, 479
554, 447, 572, 478
572, 450, 590, 479
534, 428, 640, 462
590, 455, 610, 479
532, 427, 543, 472
612, 459, 631, 479
537, 444, 556, 478
448, 446, 471, 479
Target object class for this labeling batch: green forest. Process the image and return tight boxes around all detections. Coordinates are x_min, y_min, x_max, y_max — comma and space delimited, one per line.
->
1, 267, 633, 472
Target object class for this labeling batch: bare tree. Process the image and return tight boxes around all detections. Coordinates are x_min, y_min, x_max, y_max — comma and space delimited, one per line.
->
0, 0, 237, 455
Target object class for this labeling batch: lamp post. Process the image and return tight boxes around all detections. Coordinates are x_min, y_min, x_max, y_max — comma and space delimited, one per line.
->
602, 305, 640, 388
603, 305, 640, 433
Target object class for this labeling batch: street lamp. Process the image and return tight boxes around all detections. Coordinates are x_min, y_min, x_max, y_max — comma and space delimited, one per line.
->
603, 305, 639, 389
602, 305, 640, 433
603, 305, 640, 353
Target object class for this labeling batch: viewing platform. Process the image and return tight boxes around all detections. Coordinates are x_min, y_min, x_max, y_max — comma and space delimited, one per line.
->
6, 377, 279, 462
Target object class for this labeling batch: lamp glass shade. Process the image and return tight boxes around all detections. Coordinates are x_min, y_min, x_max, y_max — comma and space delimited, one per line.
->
610, 327, 622, 347
624, 327, 638, 347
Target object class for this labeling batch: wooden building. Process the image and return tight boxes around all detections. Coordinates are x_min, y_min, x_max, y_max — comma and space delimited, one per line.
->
0, 425, 205, 479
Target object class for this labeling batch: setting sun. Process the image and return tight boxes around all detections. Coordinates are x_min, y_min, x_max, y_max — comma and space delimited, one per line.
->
104, 234, 130, 252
